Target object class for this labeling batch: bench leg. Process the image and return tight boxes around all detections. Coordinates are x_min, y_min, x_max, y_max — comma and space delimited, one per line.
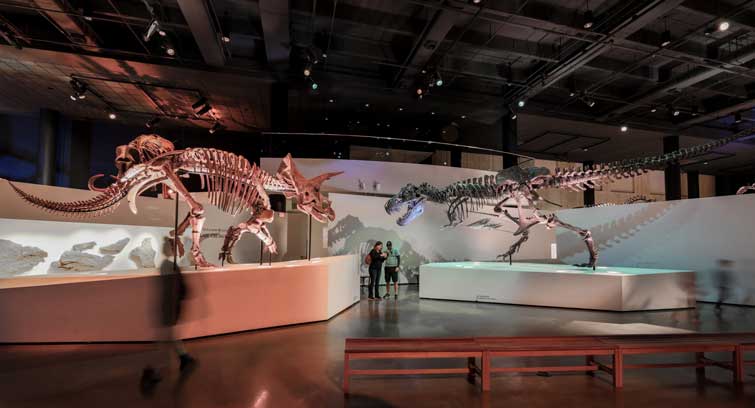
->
343, 353, 350, 394
482, 351, 491, 392
734, 346, 744, 384
696, 352, 705, 379
467, 357, 477, 384
586, 355, 595, 376
613, 350, 623, 388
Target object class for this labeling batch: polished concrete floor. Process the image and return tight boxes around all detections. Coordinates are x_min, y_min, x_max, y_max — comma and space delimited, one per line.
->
1, 286, 754, 408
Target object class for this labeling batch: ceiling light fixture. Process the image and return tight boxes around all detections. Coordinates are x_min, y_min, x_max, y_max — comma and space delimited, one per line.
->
146, 116, 161, 129
583, 1, 594, 30
398, 107, 404, 111
734, 112, 742, 123
718, 20, 730, 32
328, 98, 335, 103
108, 111, 117, 120
209, 121, 223, 134
660, 16, 671, 47
69, 78, 87, 100
620, 125, 628, 132
303, 63, 313, 77
192, 97, 212, 116
310, 82, 319, 90
461, 114, 467, 119
650, 107, 657, 113
517, 99, 525, 108
144, 18, 165, 42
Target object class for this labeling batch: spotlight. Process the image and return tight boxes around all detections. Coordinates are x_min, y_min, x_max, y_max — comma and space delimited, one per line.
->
517, 99, 525, 108
146, 117, 161, 129
108, 112, 117, 120
162, 39, 176, 56
660, 30, 671, 47
583, 9, 594, 30
192, 97, 212, 116
328, 98, 335, 103
673, 109, 680, 117
221, 11, 232, 43
222, 35, 231, 43
735, 112, 742, 123
69, 78, 87, 100
398, 107, 404, 111
718, 20, 730, 32
416, 87, 424, 95
620, 125, 628, 132
511, 113, 517, 120
569, 91, 576, 97
364, 103, 370, 108
704, 26, 715, 36
461, 114, 467, 119
651, 107, 657, 113
209, 121, 223, 134
436, 78, 443, 87
303, 63, 313, 77
582, 96, 595, 107
311, 82, 319, 90
431, 111, 435, 115
144, 18, 164, 42
472, 0, 481, 4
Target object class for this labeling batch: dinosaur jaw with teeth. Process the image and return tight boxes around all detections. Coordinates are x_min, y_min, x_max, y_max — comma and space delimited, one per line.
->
386, 197, 425, 226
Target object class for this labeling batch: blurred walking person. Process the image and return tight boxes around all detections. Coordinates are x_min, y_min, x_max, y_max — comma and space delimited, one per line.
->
140, 259, 198, 396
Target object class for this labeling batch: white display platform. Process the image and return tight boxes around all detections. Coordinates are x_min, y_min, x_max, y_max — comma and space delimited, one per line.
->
0, 255, 360, 343
419, 262, 696, 311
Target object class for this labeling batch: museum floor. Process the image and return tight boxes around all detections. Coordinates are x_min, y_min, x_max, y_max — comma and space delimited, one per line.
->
1, 286, 754, 408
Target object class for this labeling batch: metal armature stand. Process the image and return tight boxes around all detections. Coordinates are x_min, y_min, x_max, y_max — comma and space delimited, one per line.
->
307, 214, 312, 261
173, 190, 179, 273
259, 241, 264, 266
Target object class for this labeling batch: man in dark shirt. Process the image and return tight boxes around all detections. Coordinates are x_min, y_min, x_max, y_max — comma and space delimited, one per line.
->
367, 241, 387, 300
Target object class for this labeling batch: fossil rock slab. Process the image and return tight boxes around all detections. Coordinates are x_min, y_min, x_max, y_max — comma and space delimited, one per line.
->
130, 238, 156, 268
0, 239, 48, 274
72, 241, 96, 251
100, 238, 130, 254
50, 250, 114, 273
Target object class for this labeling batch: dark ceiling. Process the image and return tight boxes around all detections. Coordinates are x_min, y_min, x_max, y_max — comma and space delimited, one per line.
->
1, 0, 755, 173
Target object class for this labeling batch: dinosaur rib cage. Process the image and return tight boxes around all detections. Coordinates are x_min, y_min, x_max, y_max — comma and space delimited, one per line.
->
441, 175, 503, 222
178, 148, 280, 216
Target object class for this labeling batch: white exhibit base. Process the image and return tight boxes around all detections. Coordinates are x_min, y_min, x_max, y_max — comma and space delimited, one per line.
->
0, 255, 360, 343
419, 262, 696, 311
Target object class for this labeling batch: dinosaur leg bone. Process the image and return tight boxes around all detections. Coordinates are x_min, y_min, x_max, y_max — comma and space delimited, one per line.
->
545, 214, 598, 270
219, 208, 277, 264
169, 212, 191, 258
162, 168, 214, 268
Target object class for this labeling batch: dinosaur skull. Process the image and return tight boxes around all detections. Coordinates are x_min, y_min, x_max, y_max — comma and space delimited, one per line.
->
277, 154, 342, 223
385, 184, 426, 226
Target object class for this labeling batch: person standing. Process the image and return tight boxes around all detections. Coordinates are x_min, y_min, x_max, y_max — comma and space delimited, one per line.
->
383, 241, 401, 299
366, 241, 387, 300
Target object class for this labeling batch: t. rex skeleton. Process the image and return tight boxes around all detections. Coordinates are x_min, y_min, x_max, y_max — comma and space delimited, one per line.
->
8, 134, 342, 267
386, 127, 755, 269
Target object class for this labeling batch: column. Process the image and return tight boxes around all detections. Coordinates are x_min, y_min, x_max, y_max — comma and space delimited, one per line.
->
663, 135, 681, 201
501, 116, 518, 169
37, 108, 58, 185
583, 160, 595, 206
686, 170, 699, 199
69, 120, 92, 189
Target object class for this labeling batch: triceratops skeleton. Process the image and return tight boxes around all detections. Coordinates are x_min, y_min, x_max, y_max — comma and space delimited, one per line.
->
9, 134, 342, 267
386, 128, 755, 269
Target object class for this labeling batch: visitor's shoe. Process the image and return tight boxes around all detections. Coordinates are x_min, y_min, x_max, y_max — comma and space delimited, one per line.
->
368, 297, 374, 300
394, 294, 398, 299
179, 354, 197, 373
383, 294, 390, 299
139, 366, 161, 397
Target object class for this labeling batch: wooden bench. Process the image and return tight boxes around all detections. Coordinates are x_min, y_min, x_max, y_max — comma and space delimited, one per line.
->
475, 336, 617, 390
343, 334, 755, 393
596, 334, 745, 387
343, 338, 482, 394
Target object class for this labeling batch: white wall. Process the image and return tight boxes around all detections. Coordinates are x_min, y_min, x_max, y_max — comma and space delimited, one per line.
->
555, 194, 755, 305
327, 193, 554, 284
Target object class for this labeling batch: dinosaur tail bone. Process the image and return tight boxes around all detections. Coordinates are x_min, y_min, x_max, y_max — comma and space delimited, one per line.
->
8, 179, 130, 216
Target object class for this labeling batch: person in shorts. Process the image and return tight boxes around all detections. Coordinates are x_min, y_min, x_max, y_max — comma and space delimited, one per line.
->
383, 241, 401, 299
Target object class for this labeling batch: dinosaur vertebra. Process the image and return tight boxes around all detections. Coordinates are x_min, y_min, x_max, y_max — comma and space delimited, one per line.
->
387, 127, 755, 269
8, 134, 342, 268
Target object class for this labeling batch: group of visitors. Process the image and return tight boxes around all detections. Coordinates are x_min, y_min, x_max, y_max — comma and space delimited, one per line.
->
365, 241, 401, 300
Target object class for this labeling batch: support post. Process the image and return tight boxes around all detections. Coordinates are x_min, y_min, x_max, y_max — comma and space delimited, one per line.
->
583, 161, 595, 206
37, 109, 58, 185
501, 115, 518, 169
687, 170, 700, 199
664, 135, 681, 201
307, 214, 312, 261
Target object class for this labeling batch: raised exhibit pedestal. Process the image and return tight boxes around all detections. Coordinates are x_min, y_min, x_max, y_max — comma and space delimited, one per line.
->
0, 255, 360, 343
419, 262, 696, 311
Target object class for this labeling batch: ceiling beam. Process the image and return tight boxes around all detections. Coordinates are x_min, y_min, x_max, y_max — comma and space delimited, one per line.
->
31, 0, 99, 47
259, 0, 290, 69
599, 43, 755, 121
390, 6, 462, 89
176, 0, 226, 66
678, 98, 755, 128
505, 0, 685, 102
